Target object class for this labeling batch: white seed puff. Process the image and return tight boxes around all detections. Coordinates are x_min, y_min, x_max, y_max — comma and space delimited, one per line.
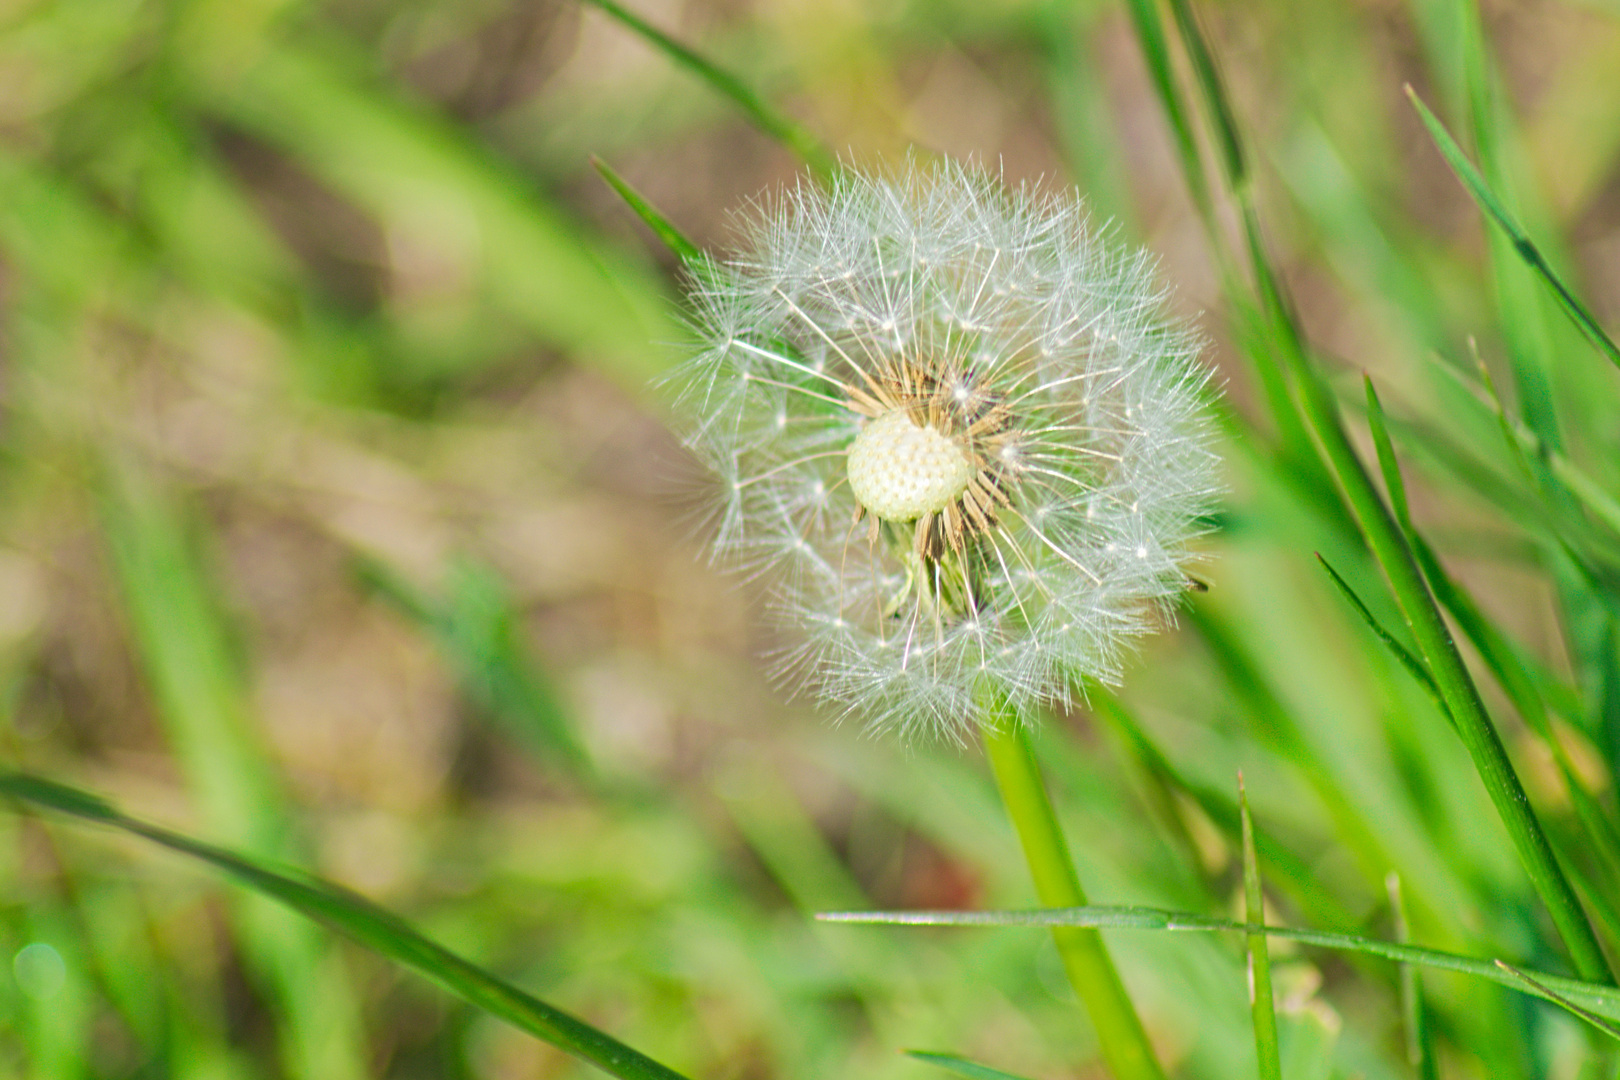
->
671, 160, 1220, 741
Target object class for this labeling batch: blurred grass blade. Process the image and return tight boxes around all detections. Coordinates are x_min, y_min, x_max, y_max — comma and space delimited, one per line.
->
1496, 961, 1620, 1042
591, 156, 706, 269
1128, 0, 1343, 516
1239, 778, 1281, 1080
100, 467, 367, 1080
205, 44, 674, 386
579, 0, 838, 180
1119, 0, 1212, 226
1087, 680, 1357, 928
819, 904, 1620, 1022
359, 557, 591, 775
1165, 0, 1244, 188
1406, 86, 1620, 372
905, 1051, 1035, 1080
1389, 875, 1438, 1080
0, 773, 696, 1080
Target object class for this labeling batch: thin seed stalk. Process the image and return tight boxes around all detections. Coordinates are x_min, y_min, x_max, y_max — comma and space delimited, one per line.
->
980, 704, 1167, 1080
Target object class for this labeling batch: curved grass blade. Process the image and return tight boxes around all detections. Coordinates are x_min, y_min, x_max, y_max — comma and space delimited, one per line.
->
818, 904, 1620, 1024
579, 0, 838, 180
0, 773, 695, 1080
1406, 86, 1620, 373
1239, 778, 1281, 1080
905, 1051, 1035, 1080
1364, 380, 1620, 925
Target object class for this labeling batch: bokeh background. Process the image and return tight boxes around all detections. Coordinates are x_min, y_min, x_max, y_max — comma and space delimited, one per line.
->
5, 0, 1620, 1077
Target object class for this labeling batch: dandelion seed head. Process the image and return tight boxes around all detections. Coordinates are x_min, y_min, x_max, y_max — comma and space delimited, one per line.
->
670, 160, 1220, 741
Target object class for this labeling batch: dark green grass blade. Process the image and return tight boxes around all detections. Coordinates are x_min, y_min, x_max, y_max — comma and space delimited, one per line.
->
1239, 779, 1281, 1080
0, 773, 695, 1080
1165, 0, 1244, 188
1389, 875, 1438, 1080
1406, 86, 1620, 372
1136, 1, 1608, 979
905, 1051, 1035, 1080
1367, 379, 1620, 924
591, 156, 706, 269
819, 904, 1620, 1023
1298, 336, 1608, 982
579, 0, 838, 180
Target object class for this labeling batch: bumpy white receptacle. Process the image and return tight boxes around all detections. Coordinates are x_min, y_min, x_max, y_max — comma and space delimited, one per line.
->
847, 411, 974, 522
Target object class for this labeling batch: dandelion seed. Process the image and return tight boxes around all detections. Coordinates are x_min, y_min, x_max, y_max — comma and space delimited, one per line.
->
670, 160, 1220, 742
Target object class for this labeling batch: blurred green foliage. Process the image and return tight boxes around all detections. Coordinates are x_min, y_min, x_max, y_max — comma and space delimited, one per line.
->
4, 0, 1620, 1078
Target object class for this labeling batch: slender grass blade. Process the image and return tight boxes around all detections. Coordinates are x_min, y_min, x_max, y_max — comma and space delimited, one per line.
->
0, 773, 696, 1080
1406, 86, 1620, 372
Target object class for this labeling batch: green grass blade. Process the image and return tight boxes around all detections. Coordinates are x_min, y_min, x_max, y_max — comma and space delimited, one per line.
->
1087, 680, 1357, 928
0, 773, 696, 1080
1283, 277, 1609, 983
1130, 0, 1608, 982
1389, 875, 1438, 1080
1314, 554, 1445, 714
1495, 961, 1620, 1042
578, 0, 838, 180
1239, 778, 1281, 1080
1364, 377, 1413, 529
590, 156, 706, 269
905, 1050, 1035, 1080
818, 904, 1620, 1023
1368, 385, 1620, 922
1406, 86, 1620, 372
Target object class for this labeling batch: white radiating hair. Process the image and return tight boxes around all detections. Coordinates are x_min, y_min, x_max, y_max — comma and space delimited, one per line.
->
670, 159, 1220, 742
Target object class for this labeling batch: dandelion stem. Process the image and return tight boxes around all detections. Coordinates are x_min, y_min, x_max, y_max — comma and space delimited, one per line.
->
980, 700, 1167, 1080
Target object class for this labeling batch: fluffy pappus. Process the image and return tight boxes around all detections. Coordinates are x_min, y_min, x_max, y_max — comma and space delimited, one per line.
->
669, 160, 1221, 741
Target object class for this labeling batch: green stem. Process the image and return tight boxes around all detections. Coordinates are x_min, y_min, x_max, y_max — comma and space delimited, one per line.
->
980, 710, 1167, 1080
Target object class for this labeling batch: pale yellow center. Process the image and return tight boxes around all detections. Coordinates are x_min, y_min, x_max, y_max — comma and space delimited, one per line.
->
847, 411, 974, 522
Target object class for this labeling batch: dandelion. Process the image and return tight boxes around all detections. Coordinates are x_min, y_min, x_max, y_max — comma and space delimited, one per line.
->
672, 160, 1219, 741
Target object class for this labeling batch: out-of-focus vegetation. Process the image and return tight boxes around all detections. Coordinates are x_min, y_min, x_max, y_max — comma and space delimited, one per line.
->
4, 0, 1620, 1078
